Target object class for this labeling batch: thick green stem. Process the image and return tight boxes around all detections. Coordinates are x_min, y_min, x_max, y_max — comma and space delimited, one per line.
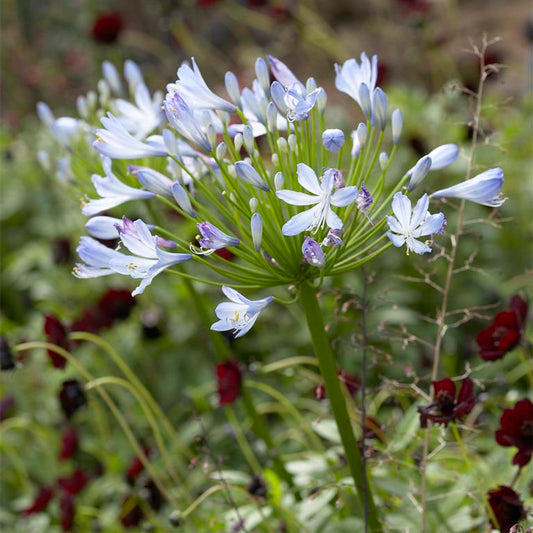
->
298, 282, 381, 531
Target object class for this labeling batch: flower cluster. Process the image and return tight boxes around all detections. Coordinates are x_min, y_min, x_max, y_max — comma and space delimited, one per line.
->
36, 54, 505, 338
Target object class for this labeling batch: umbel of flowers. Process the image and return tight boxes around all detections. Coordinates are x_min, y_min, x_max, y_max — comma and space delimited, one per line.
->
37, 53, 505, 529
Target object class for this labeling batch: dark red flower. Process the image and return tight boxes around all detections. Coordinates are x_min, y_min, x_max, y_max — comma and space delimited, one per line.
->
215, 247, 236, 261
44, 315, 70, 369
0, 394, 16, 421
0, 336, 15, 371
58, 468, 89, 496
20, 486, 54, 515
97, 288, 136, 325
59, 491, 75, 531
120, 495, 144, 528
91, 12, 123, 44
70, 307, 103, 334
125, 446, 151, 485
315, 369, 360, 400
59, 380, 87, 419
487, 486, 526, 533
59, 426, 79, 461
216, 360, 242, 405
417, 377, 476, 428
477, 295, 528, 362
495, 398, 533, 467
197, 0, 220, 8
247, 474, 267, 498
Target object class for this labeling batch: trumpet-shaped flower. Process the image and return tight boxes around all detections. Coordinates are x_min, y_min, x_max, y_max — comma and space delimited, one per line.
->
94, 114, 168, 159
114, 82, 164, 139
171, 58, 236, 113
211, 286, 272, 338
276, 164, 358, 236
432, 168, 505, 207
82, 157, 155, 216
386, 193, 445, 254
195, 222, 240, 253
164, 91, 212, 152
74, 219, 191, 296
284, 82, 321, 122
334, 54, 378, 111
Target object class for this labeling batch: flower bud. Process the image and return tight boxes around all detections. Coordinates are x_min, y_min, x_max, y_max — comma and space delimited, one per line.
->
392, 109, 403, 144
270, 81, 288, 115
266, 102, 278, 132
225, 71, 241, 107
379, 152, 389, 170
85, 216, 122, 239
277, 137, 288, 153
97, 79, 110, 105
234, 161, 270, 191
234, 133, 243, 153
163, 129, 177, 154
356, 122, 368, 146
206, 124, 217, 149
351, 132, 362, 158
288, 134, 297, 152
322, 129, 345, 153
249, 197, 258, 213
251, 213, 263, 251
317, 88, 327, 114
271, 153, 279, 167
76, 96, 89, 119
274, 171, 284, 190
124, 60, 143, 93
255, 58, 270, 94
306, 77, 317, 92
172, 182, 196, 218
216, 142, 227, 160
407, 156, 432, 192
102, 61, 122, 94
243, 125, 254, 154
372, 88, 388, 131
87, 91, 97, 111
129, 166, 174, 196
358, 83, 372, 120
427, 144, 459, 170
302, 237, 325, 268
37, 151, 51, 172
217, 110, 229, 126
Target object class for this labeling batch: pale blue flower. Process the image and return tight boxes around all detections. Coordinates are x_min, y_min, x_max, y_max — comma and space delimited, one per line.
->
255, 58, 270, 93
432, 168, 505, 207
82, 157, 155, 216
36, 102, 54, 127
50, 117, 83, 145
323, 129, 345, 153
224, 71, 241, 107
392, 109, 402, 144
74, 237, 123, 278
386, 193, 445, 255
276, 164, 358, 236
171, 58, 236, 113
251, 213, 263, 251
114, 82, 164, 139
284, 82, 321, 122
268, 56, 301, 88
195, 222, 240, 253
124, 60, 144, 93
356, 184, 373, 213
211, 286, 273, 338
128, 165, 174, 197
102, 61, 123, 94
334, 54, 378, 110
407, 156, 432, 192
164, 91, 212, 152
94, 114, 168, 159
234, 161, 270, 191
322, 228, 344, 247
372, 88, 388, 130
85, 215, 123, 240
302, 237, 325, 268
421, 144, 459, 171
171, 182, 196, 218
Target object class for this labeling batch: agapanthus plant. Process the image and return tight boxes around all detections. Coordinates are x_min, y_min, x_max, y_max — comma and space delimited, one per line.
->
36, 53, 507, 530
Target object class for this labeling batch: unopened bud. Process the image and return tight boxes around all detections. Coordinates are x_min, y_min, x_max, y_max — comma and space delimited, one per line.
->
216, 142, 227, 160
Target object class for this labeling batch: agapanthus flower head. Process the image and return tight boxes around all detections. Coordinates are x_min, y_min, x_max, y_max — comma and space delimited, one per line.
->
487, 486, 526, 533
476, 295, 528, 361
44, 315, 70, 369
216, 359, 242, 405
276, 164, 358, 236
495, 398, 533, 467
386, 193, 445, 254
59, 380, 87, 419
211, 286, 272, 338
432, 168, 505, 207
417, 377, 475, 428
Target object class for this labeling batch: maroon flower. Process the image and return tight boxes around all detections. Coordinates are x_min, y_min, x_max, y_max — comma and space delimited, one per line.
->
487, 486, 526, 533
0, 336, 15, 371
417, 377, 476, 428
125, 446, 151, 485
120, 495, 144, 528
215, 247, 236, 261
216, 360, 242, 405
59, 426, 79, 461
57, 468, 89, 496
97, 288, 136, 325
70, 307, 103, 335
315, 369, 360, 400
0, 394, 16, 421
247, 474, 267, 498
91, 12, 123, 44
59, 492, 75, 531
477, 295, 528, 362
197, 0, 220, 8
44, 315, 70, 369
495, 398, 533, 467
59, 380, 87, 419
20, 486, 54, 515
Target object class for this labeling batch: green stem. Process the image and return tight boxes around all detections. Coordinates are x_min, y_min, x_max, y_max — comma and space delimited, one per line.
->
298, 283, 381, 530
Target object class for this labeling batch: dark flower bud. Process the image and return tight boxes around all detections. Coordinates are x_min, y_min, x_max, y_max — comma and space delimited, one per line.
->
91, 13, 123, 44
20, 486, 54, 515
59, 380, 87, 419
0, 336, 15, 371
59, 426, 79, 461
216, 360, 242, 405
58, 468, 89, 495
44, 315, 70, 369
